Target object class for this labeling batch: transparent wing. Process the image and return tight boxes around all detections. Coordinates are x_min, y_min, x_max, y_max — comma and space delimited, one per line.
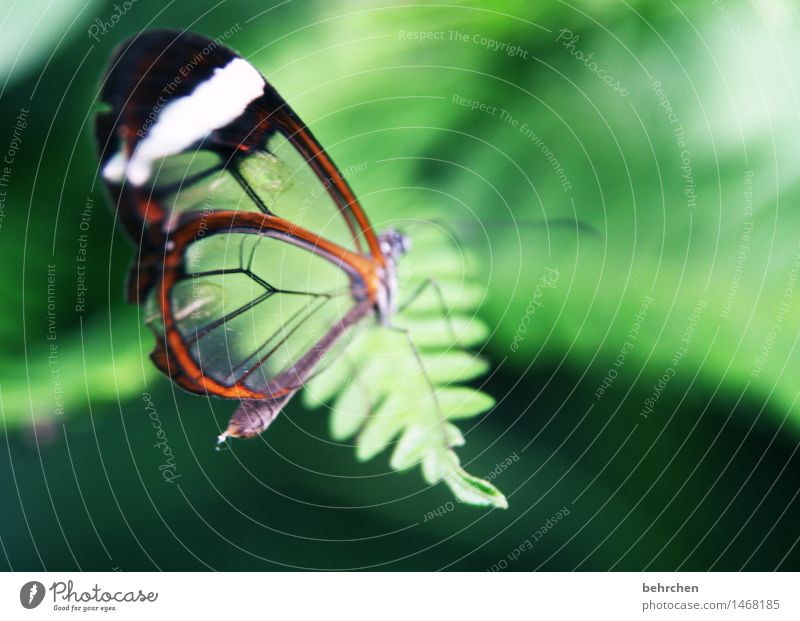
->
147, 224, 372, 399
138, 134, 365, 256
94, 29, 381, 259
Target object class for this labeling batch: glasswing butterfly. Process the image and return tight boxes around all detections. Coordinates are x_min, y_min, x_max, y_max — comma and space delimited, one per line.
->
94, 30, 506, 506
94, 29, 429, 438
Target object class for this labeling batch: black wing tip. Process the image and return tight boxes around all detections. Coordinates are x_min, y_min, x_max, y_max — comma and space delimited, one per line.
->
110, 28, 239, 57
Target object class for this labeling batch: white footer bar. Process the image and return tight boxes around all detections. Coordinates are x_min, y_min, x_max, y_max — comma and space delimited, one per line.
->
1, 572, 796, 620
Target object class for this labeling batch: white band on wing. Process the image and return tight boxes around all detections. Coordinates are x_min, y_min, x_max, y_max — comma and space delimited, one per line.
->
103, 57, 265, 186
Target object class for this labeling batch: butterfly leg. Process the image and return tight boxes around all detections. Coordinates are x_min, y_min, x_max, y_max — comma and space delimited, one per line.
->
385, 324, 453, 449
398, 278, 458, 343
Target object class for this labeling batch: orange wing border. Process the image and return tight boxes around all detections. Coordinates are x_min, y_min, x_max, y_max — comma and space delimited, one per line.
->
150, 210, 380, 399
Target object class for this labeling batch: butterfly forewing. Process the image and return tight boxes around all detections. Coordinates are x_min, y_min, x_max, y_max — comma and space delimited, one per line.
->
135, 133, 364, 257
96, 30, 380, 256
238, 133, 362, 253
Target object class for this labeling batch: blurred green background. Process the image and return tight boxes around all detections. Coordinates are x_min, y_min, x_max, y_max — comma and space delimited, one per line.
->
1, 0, 799, 570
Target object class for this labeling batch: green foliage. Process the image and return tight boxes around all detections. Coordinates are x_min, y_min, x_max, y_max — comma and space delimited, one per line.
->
0, 307, 152, 427
2, 0, 800, 572
303, 232, 507, 508
287, 0, 800, 435
0, 0, 90, 85
4, 0, 798, 503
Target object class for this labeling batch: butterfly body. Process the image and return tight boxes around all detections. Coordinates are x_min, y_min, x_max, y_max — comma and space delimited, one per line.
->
375, 228, 409, 323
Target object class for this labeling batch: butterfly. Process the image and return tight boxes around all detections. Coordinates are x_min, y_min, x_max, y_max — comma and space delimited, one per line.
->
93, 29, 429, 438
94, 29, 507, 507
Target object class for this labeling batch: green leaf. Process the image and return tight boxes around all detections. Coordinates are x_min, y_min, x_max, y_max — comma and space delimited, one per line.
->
390, 424, 431, 471
444, 467, 508, 509
301, 360, 350, 408
304, 236, 507, 508
329, 380, 372, 442
423, 450, 507, 509
402, 315, 490, 349
391, 422, 464, 471
356, 392, 418, 461
400, 280, 485, 314
422, 351, 489, 384
438, 387, 496, 420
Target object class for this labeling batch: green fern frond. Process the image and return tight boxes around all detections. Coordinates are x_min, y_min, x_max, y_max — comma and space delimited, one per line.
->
303, 226, 507, 509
